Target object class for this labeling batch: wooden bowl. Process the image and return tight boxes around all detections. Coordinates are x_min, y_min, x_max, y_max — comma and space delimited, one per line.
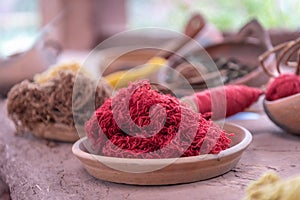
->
264, 94, 300, 135
32, 123, 80, 142
185, 19, 274, 88
72, 123, 252, 185
100, 48, 159, 76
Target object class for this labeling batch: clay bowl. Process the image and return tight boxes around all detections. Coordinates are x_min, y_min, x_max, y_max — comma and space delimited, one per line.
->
98, 13, 206, 77
185, 19, 274, 88
32, 123, 80, 142
100, 48, 159, 76
264, 94, 300, 135
72, 123, 252, 185
195, 41, 272, 87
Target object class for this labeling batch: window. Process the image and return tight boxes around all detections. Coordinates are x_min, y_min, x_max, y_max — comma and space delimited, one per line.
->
128, 0, 300, 31
0, 0, 40, 57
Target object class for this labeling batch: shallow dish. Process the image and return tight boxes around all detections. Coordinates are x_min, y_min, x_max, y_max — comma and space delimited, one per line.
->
185, 19, 274, 88
72, 123, 252, 185
264, 94, 300, 135
32, 123, 80, 142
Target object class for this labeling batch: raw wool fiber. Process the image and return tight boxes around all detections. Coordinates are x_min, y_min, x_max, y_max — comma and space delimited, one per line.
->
265, 74, 300, 101
7, 70, 111, 134
86, 80, 232, 159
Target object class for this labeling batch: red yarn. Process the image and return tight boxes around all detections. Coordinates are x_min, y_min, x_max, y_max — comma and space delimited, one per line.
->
265, 74, 300, 101
185, 85, 263, 119
85, 80, 232, 158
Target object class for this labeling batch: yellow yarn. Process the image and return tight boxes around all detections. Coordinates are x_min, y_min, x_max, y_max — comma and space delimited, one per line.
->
34, 62, 89, 84
104, 57, 167, 89
244, 172, 300, 200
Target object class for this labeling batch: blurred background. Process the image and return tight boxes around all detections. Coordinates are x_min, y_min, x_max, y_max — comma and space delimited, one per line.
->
2, 0, 300, 97
1, 0, 300, 57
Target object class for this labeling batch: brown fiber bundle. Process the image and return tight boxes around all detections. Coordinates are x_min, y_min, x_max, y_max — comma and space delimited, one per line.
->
7, 69, 111, 135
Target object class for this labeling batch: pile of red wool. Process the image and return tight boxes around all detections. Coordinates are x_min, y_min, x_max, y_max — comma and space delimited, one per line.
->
85, 80, 232, 159
265, 74, 300, 101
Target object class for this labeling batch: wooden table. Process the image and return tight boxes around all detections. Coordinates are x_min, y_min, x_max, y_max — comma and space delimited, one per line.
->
1, 100, 300, 200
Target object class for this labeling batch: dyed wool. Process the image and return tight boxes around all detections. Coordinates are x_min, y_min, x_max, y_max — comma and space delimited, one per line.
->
86, 80, 232, 158
183, 85, 263, 119
265, 74, 300, 101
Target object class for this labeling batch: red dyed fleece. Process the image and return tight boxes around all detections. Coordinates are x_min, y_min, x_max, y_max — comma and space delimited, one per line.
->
85, 80, 232, 158
266, 74, 300, 101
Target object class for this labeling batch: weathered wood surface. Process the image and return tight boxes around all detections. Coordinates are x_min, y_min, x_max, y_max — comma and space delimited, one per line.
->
1, 100, 300, 200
